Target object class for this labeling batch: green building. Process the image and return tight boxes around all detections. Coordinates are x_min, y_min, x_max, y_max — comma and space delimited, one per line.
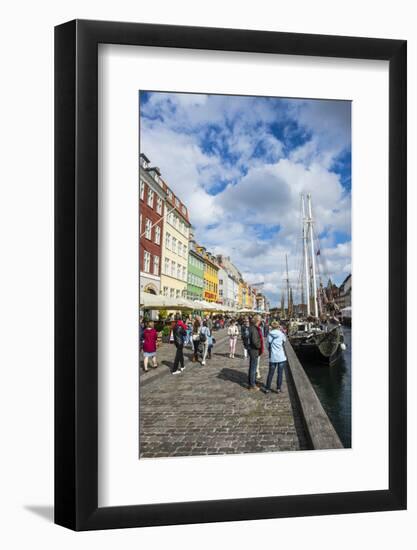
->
187, 244, 205, 301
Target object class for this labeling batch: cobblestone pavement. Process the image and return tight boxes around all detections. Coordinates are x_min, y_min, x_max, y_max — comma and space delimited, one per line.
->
139, 329, 309, 458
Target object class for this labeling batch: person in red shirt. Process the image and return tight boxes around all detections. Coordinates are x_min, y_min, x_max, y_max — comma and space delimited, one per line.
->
142, 320, 158, 372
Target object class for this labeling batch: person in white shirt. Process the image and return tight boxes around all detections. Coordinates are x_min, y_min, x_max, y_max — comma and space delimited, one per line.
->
227, 319, 239, 358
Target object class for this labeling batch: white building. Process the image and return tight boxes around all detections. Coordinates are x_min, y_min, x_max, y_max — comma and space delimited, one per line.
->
216, 255, 241, 310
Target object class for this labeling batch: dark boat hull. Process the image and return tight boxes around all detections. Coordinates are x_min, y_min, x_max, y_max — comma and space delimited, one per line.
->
289, 325, 344, 366
290, 341, 342, 365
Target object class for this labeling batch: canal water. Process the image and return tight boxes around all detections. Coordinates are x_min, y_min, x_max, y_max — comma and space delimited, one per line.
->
302, 327, 352, 448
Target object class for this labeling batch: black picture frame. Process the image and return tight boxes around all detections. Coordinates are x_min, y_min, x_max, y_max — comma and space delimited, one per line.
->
55, 19, 407, 531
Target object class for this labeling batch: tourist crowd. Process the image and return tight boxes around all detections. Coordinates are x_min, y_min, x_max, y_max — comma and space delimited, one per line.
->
140, 312, 288, 394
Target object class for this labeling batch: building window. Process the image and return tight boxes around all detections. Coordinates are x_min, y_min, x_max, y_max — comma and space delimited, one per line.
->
172, 237, 177, 255
155, 225, 161, 245
176, 289, 181, 298
140, 180, 145, 200
145, 218, 152, 239
183, 244, 187, 257
182, 289, 187, 298
156, 196, 162, 214
171, 261, 176, 277
182, 266, 186, 281
164, 258, 170, 275
175, 217, 179, 230
170, 288, 175, 298
147, 189, 154, 208
144, 251, 150, 273
139, 213, 142, 234
182, 205, 186, 215
163, 286, 168, 296
177, 264, 181, 279
166, 233, 171, 250
175, 198, 180, 207
167, 190, 173, 200
153, 256, 159, 276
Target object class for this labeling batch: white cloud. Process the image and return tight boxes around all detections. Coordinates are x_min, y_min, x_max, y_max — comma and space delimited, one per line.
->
140, 92, 351, 306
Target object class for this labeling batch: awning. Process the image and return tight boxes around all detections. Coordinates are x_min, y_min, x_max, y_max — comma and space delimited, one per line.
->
140, 294, 193, 310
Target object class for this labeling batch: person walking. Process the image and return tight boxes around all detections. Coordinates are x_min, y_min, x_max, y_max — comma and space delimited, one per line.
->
228, 319, 239, 358
207, 329, 214, 359
192, 316, 202, 362
205, 314, 213, 333
264, 321, 287, 393
184, 318, 193, 348
142, 320, 158, 372
172, 317, 187, 375
247, 315, 262, 390
200, 320, 211, 365
240, 317, 250, 359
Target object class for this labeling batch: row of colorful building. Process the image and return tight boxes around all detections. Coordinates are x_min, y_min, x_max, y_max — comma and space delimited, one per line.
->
139, 153, 269, 312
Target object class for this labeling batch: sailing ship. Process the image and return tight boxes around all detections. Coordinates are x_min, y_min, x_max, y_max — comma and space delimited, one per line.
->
287, 193, 346, 366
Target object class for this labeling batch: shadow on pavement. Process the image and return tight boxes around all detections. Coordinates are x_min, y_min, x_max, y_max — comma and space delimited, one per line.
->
217, 367, 248, 388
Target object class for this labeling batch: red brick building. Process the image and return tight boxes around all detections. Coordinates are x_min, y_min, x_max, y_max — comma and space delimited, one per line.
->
139, 153, 166, 296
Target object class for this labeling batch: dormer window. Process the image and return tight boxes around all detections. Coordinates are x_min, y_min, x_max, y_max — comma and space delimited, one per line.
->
139, 153, 150, 169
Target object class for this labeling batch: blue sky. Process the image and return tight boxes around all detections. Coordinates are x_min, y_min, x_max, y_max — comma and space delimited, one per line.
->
140, 91, 351, 306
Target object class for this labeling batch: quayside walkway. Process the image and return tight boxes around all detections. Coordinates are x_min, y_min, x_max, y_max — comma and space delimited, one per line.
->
139, 328, 341, 458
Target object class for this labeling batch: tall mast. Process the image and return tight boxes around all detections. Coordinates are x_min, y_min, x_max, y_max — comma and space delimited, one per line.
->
307, 193, 319, 318
301, 281, 305, 316
285, 254, 290, 318
301, 195, 311, 316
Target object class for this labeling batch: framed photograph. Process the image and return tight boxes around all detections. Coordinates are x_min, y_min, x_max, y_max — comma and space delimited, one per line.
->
55, 20, 406, 530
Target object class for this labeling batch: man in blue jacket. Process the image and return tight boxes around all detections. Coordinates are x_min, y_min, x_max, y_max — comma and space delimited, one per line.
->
264, 320, 287, 393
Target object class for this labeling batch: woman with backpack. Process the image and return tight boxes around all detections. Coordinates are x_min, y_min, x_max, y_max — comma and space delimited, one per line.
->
192, 316, 202, 362
200, 320, 211, 365
172, 317, 187, 375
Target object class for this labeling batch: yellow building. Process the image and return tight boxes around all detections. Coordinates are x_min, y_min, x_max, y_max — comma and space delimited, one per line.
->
245, 285, 252, 308
197, 247, 219, 302
238, 280, 244, 309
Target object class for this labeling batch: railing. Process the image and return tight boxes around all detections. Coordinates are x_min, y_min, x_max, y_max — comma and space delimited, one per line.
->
285, 340, 343, 450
